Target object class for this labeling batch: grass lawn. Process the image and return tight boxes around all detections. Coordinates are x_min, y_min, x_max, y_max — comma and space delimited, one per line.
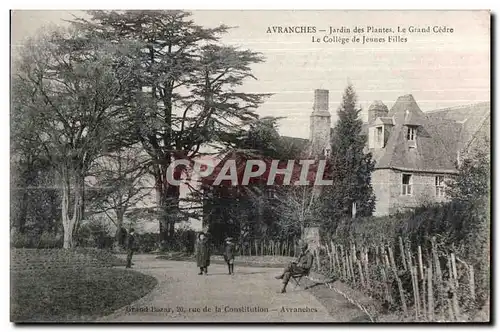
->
11, 267, 157, 322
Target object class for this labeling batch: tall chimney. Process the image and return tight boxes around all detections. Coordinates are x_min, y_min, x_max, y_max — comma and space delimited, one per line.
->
309, 89, 332, 156
313, 89, 329, 112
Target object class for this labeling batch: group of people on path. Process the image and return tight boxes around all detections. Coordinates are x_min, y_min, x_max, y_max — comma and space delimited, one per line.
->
125, 229, 314, 293
195, 231, 235, 275
194, 231, 314, 293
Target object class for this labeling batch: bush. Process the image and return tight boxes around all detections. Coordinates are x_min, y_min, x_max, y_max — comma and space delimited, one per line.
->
35, 230, 62, 249
11, 231, 32, 248
10, 230, 62, 249
322, 198, 489, 312
135, 233, 158, 253
157, 228, 197, 253
75, 220, 113, 249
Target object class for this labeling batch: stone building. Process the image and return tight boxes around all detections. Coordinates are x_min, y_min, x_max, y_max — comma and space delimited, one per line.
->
203, 89, 490, 221
364, 95, 490, 215
302, 89, 490, 216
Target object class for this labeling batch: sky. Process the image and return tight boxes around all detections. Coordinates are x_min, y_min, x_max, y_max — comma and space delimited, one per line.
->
11, 10, 490, 139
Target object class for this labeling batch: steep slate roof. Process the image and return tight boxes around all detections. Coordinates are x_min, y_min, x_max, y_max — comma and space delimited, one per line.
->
425, 102, 490, 153
376, 117, 395, 125
375, 94, 458, 173
368, 100, 389, 113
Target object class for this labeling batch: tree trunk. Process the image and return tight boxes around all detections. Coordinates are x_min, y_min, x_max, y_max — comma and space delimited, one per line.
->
12, 164, 37, 233
114, 208, 125, 249
165, 182, 180, 239
155, 166, 181, 249
14, 190, 29, 233
61, 167, 84, 249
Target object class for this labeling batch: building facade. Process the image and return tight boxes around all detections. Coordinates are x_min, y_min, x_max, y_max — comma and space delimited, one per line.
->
303, 90, 490, 216
203, 89, 490, 220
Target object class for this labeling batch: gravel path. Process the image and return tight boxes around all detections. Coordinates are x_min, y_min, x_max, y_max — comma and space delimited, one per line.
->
98, 254, 363, 322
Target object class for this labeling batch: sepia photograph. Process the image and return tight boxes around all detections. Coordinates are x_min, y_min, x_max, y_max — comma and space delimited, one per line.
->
9, 9, 491, 323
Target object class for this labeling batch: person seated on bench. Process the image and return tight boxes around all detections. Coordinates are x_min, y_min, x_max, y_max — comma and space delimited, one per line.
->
275, 242, 314, 293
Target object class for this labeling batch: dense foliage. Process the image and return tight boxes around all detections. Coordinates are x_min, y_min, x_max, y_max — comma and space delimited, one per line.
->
319, 84, 376, 233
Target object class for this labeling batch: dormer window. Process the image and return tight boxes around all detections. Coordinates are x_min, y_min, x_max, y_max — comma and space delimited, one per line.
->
406, 126, 417, 148
324, 148, 331, 158
376, 126, 383, 146
369, 125, 386, 149
407, 126, 417, 141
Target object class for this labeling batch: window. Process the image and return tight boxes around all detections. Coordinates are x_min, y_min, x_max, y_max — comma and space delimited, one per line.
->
435, 175, 445, 197
324, 148, 331, 158
407, 126, 417, 141
402, 174, 412, 196
266, 188, 277, 199
376, 126, 383, 147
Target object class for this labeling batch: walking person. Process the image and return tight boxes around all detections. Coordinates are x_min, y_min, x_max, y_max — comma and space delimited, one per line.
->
126, 228, 137, 268
223, 237, 236, 275
275, 241, 314, 293
195, 232, 210, 275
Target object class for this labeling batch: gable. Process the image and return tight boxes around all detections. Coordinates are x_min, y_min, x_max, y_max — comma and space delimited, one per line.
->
374, 94, 458, 173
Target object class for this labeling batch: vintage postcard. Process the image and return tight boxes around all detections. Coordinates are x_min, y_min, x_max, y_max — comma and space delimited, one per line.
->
10, 10, 490, 323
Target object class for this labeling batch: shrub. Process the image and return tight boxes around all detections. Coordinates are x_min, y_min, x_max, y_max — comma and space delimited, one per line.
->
321, 198, 489, 313
35, 230, 62, 249
135, 233, 158, 253
11, 231, 32, 248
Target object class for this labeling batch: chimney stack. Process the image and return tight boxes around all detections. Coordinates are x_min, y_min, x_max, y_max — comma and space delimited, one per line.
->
309, 89, 332, 156
313, 89, 329, 112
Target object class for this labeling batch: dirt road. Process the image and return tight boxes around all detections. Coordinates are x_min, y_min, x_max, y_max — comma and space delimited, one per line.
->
98, 254, 363, 322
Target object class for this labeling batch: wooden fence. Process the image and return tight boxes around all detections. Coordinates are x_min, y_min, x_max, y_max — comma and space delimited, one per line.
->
212, 236, 477, 321
212, 238, 300, 257
311, 236, 476, 322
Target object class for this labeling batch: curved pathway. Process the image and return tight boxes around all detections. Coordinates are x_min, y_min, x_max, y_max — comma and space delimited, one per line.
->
98, 254, 361, 322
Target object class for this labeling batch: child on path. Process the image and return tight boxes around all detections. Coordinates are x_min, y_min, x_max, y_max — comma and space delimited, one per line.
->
223, 237, 236, 275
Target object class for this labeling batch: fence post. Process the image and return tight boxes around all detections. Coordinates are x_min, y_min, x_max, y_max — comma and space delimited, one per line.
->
342, 247, 347, 281
450, 253, 460, 320
357, 258, 365, 287
445, 254, 455, 321
325, 242, 332, 273
427, 262, 434, 321
339, 245, 345, 280
363, 246, 370, 289
380, 245, 393, 304
414, 266, 421, 320
348, 247, 356, 284
345, 254, 351, 282
399, 236, 407, 271
469, 265, 476, 304
431, 237, 444, 316
418, 245, 424, 280
421, 266, 427, 320
388, 246, 408, 315
315, 247, 321, 272
406, 246, 419, 319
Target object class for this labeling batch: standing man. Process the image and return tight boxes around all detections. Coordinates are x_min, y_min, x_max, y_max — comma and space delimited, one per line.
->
223, 237, 236, 275
195, 232, 211, 275
126, 228, 136, 268
275, 242, 314, 293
